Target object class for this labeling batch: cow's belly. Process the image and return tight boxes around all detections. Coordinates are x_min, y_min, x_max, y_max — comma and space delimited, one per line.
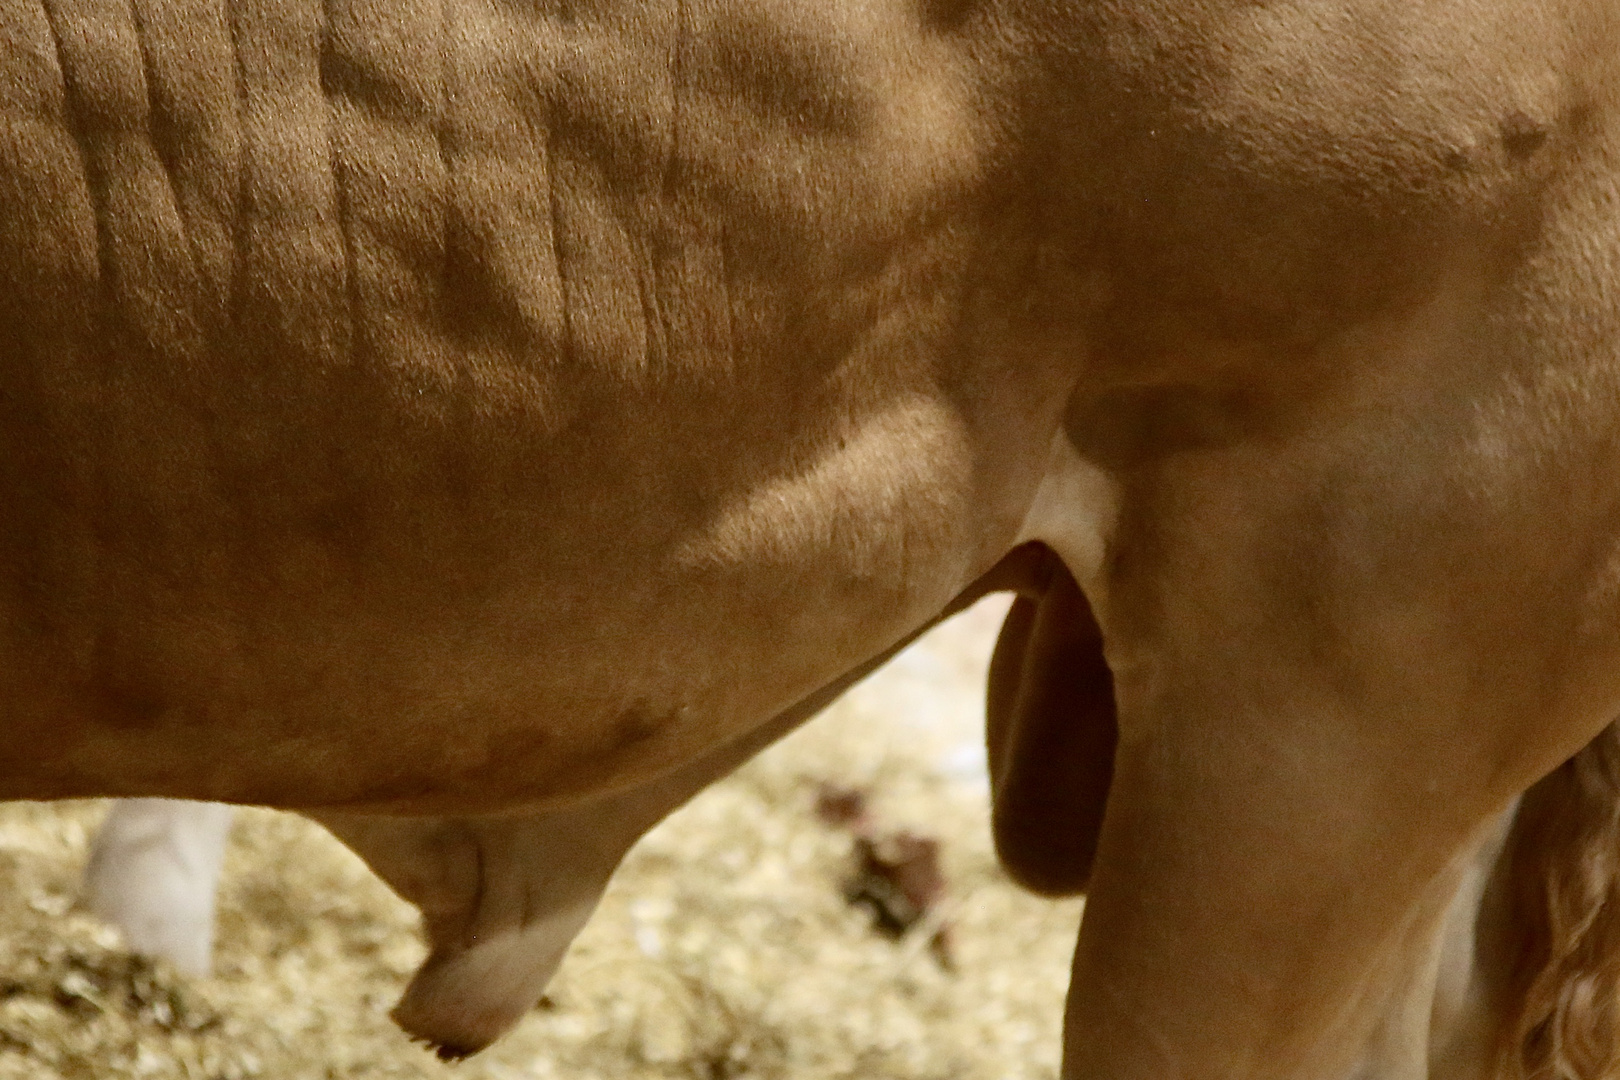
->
0, 375, 1040, 811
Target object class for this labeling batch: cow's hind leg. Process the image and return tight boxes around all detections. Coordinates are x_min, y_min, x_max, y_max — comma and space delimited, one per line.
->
85, 799, 235, 975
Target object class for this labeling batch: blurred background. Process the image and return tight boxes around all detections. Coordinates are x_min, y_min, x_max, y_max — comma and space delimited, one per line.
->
0, 596, 1083, 1080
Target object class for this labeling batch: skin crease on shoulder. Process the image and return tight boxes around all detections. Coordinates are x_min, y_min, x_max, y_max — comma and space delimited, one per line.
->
5, 0, 1620, 1077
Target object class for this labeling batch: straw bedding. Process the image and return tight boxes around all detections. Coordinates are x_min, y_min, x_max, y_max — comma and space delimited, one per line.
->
0, 598, 1082, 1079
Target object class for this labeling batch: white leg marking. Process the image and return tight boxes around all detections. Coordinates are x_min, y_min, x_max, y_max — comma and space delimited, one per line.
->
84, 799, 234, 976
1014, 431, 1120, 599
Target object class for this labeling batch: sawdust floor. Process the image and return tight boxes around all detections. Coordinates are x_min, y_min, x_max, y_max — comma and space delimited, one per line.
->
0, 598, 1083, 1079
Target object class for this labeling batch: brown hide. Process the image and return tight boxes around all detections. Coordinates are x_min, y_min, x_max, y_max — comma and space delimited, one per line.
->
10, 0, 1620, 1077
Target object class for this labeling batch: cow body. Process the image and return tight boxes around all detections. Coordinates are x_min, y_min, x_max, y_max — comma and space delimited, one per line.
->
6, 0, 1620, 1076
0, 0, 1076, 812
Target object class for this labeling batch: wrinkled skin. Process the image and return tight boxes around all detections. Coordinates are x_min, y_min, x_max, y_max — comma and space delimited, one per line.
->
10, 0, 1620, 1075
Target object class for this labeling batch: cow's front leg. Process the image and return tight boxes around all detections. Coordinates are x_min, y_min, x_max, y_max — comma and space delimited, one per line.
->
1061, 661, 1503, 1080
1057, 441, 1620, 1080
85, 799, 235, 975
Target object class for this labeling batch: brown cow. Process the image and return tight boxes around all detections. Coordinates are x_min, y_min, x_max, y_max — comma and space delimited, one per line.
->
6, 0, 1620, 1075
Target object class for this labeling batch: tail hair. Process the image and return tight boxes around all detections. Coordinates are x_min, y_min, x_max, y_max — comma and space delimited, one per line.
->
1503, 721, 1620, 1080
